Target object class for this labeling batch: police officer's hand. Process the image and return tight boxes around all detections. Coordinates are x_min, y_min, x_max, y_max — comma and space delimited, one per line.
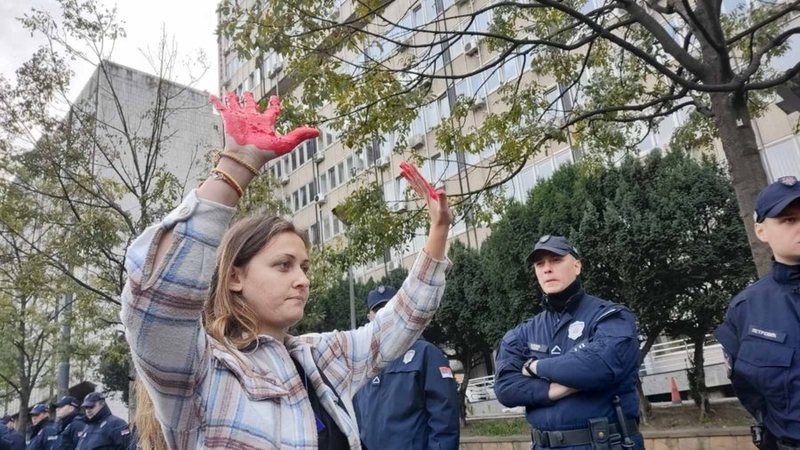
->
210, 92, 320, 170
548, 383, 579, 401
521, 358, 538, 377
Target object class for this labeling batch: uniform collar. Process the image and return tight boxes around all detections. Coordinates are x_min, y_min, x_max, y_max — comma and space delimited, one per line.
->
773, 261, 800, 285
85, 405, 111, 424
543, 279, 584, 313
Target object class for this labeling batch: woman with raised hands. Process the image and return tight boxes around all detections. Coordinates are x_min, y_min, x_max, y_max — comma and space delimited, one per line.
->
121, 92, 452, 449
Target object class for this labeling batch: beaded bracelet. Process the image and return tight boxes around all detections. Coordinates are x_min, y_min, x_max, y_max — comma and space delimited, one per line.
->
219, 152, 260, 177
210, 168, 244, 197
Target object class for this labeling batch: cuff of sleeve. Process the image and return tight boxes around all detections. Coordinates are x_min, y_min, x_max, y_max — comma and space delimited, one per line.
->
535, 358, 556, 381
410, 250, 452, 286
168, 189, 237, 246
531, 378, 554, 406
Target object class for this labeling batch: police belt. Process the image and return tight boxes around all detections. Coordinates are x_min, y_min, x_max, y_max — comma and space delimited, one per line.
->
531, 419, 639, 448
778, 440, 800, 450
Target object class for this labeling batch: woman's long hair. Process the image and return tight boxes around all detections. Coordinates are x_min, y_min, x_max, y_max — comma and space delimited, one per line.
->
203, 214, 309, 349
132, 379, 168, 450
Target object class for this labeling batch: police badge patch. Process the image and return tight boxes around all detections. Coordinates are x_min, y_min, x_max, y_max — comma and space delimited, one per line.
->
403, 349, 415, 363
568, 321, 585, 340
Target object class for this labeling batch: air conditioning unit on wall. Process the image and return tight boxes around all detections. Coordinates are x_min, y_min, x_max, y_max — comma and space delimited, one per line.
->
409, 134, 425, 149
464, 39, 479, 56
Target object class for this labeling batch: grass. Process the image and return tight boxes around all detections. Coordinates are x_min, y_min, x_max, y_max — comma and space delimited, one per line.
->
461, 418, 529, 437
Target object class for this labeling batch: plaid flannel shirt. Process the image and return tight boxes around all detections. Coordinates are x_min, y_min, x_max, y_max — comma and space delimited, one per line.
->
121, 190, 449, 449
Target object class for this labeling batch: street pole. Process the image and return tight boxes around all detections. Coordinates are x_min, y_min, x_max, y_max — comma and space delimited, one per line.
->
57, 292, 73, 397
348, 267, 356, 329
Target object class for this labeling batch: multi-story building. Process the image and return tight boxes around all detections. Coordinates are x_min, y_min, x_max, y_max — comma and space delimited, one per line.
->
218, 1, 799, 285
2, 60, 222, 419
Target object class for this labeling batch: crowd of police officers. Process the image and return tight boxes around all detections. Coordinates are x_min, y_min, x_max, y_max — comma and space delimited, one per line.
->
1, 177, 798, 450
0, 393, 133, 450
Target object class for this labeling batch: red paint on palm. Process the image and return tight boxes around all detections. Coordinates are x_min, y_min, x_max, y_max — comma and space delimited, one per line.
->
210, 92, 319, 155
399, 161, 439, 200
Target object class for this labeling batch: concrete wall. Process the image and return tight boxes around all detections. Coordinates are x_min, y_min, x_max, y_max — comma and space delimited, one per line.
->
459, 428, 755, 450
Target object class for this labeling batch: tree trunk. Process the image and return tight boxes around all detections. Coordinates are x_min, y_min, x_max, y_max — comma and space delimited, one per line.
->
636, 331, 661, 422
708, 91, 772, 276
457, 352, 474, 427
688, 334, 711, 420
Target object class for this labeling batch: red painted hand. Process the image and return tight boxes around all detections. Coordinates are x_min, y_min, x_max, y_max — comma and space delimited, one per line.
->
210, 92, 320, 158
400, 161, 452, 228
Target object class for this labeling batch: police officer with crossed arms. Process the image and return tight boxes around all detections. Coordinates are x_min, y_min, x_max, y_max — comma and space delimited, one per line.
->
715, 176, 800, 450
494, 235, 643, 450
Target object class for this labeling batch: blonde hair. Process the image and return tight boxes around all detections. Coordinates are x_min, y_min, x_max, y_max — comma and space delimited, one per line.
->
132, 379, 168, 450
203, 214, 309, 349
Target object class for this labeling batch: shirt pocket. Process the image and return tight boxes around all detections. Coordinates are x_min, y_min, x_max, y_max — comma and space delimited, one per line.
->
384, 365, 423, 412
735, 339, 794, 412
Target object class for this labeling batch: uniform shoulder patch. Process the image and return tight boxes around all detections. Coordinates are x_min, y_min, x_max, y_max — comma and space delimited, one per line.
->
121, 427, 130, 436
439, 367, 453, 378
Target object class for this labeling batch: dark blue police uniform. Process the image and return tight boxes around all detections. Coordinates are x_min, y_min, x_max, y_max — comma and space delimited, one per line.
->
26, 419, 59, 450
0, 421, 24, 450
715, 263, 800, 445
714, 176, 800, 449
55, 411, 86, 450
74, 394, 130, 450
26, 404, 58, 450
353, 286, 460, 450
354, 339, 460, 450
0, 418, 24, 450
494, 235, 642, 450
495, 286, 643, 449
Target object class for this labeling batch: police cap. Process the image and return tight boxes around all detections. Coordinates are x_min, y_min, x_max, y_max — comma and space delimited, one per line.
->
755, 175, 800, 223
366, 285, 398, 312
526, 235, 580, 267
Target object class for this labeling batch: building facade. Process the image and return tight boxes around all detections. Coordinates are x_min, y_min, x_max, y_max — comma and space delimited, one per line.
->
217, 1, 800, 284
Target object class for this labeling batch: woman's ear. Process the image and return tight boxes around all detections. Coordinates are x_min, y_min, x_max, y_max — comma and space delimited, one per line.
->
228, 266, 244, 293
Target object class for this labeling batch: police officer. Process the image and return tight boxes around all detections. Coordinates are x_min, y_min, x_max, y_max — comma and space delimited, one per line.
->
74, 393, 131, 450
26, 404, 58, 450
715, 176, 800, 450
494, 235, 643, 450
0, 416, 24, 450
53, 396, 85, 450
353, 286, 460, 450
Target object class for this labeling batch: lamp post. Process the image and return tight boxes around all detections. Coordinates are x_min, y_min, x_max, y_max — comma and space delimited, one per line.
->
332, 205, 357, 329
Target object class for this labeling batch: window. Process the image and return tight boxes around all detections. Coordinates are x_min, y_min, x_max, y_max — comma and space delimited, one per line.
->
535, 158, 555, 181
763, 137, 800, 181
337, 162, 345, 184
329, 167, 338, 189
517, 165, 537, 201
300, 187, 308, 207
502, 58, 519, 84
291, 152, 298, 172
292, 191, 299, 211
322, 214, 332, 240
412, 5, 424, 28
306, 139, 317, 158
319, 173, 328, 194
554, 149, 573, 167
485, 69, 501, 94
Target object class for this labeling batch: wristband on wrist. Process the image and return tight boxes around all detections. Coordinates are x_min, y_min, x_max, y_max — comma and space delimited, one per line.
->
210, 168, 244, 197
218, 152, 260, 177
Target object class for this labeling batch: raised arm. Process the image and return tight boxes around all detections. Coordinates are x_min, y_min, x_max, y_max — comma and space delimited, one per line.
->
314, 162, 453, 390
122, 93, 318, 430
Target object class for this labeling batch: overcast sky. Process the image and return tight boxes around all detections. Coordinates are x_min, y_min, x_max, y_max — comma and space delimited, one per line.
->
0, 0, 220, 99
